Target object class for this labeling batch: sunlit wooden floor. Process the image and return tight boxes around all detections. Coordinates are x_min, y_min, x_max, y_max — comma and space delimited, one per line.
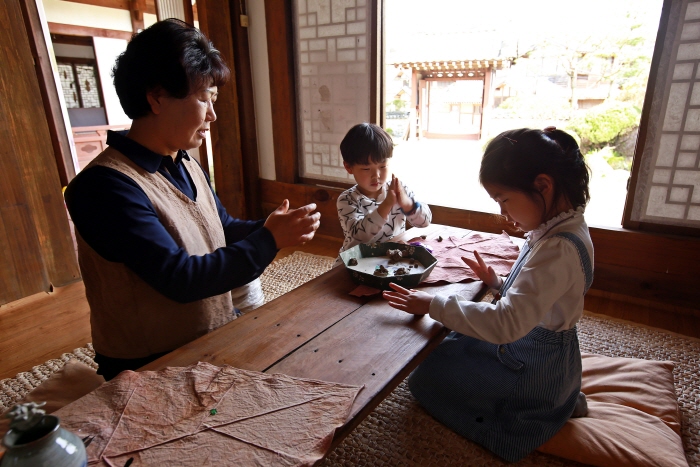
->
0, 233, 698, 381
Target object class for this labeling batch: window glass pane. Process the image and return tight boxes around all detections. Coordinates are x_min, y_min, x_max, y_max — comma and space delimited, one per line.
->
75, 64, 101, 108
57, 63, 80, 109
386, 0, 663, 228
293, 0, 372, 182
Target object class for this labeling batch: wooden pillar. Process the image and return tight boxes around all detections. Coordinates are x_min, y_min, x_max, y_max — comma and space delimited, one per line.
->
481, 68, 494, 140
0, 0, 80, 304
264, 0, 298, 184
409, 68, 418, 140
19, 0, 77, 187
228, 0, 262, 219
130, 0, 146, 33
197, 0, 247, 218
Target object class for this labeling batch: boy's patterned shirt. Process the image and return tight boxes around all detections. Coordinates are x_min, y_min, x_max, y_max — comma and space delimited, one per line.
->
336, 180, 432, 259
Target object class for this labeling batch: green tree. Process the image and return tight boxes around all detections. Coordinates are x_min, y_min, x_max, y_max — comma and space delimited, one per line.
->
522, 8, 655, 112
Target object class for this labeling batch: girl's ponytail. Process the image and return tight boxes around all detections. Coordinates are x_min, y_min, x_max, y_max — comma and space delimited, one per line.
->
543, 128, 590, 209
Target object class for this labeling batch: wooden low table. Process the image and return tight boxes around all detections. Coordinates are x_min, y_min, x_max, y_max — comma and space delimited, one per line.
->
140, 224, 487, 451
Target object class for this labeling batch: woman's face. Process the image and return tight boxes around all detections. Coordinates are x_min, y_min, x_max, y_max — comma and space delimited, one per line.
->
155, 83, 218, 155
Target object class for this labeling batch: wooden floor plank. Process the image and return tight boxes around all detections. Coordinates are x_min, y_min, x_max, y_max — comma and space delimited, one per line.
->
0, 281, 91, 379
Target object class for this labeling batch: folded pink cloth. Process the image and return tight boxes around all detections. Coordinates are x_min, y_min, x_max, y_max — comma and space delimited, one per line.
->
54, 362, 361, 467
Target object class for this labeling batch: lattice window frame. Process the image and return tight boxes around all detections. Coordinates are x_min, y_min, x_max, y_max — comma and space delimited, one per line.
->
627, 0, 700, 234
55, 57, 104, 110
291, 0, 374, 184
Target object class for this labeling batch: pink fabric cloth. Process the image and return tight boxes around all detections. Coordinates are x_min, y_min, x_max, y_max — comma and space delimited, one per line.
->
349, 231, 519, 296
54, 362, 361, 466
417, 231, 519, 284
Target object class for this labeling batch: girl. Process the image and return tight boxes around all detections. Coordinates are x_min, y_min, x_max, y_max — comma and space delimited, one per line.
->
383, 127, 593, 463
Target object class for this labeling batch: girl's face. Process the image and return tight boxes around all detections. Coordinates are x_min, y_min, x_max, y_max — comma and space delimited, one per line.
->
483, 182, 546, 232
344, 159, 391, 199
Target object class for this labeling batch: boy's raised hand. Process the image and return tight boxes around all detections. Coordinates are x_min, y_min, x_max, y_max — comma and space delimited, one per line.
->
462, 250, 501, 290
382, 282, 433, 315
392, 175, 414, 213
377, 175, 398, 219
264, 199, 321, 249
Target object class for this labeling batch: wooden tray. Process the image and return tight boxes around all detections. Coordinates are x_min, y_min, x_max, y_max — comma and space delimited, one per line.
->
339, 242, 438, 290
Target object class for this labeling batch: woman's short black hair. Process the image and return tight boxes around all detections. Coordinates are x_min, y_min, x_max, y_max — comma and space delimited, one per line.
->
112, 18, 230, 119
340, 123, 394, 166
480, 128, 591, 214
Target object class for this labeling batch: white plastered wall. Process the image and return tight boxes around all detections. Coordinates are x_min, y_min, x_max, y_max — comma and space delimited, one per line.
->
93, 37, 130, 126
247, 0, 276, 180
41, 0, 132, 126
42, 0, 132, 31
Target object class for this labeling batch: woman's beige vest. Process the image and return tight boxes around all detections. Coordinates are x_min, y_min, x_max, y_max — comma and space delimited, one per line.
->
76, 148, 234, 359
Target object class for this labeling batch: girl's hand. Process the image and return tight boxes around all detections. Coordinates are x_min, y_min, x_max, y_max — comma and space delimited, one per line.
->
392, 175, 414, 213
462, 250, 501, 290
382, 282, 433, 315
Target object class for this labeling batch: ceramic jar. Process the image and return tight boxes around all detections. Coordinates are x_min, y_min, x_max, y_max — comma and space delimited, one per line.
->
1, 414, 87, 467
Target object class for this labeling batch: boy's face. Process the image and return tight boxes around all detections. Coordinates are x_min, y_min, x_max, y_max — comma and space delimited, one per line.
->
344, 158, 391, 199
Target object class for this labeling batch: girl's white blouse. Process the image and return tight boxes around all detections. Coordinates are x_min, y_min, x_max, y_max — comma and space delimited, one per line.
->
429, 207, 593, 345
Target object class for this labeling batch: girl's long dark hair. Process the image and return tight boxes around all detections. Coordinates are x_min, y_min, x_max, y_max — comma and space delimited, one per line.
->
480, 128, 591, 218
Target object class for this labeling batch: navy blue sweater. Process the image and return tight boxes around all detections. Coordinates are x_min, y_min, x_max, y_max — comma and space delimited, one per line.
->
65, 131, 278, 303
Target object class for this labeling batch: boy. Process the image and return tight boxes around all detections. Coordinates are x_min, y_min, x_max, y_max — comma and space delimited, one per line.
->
336, 123, 431, 261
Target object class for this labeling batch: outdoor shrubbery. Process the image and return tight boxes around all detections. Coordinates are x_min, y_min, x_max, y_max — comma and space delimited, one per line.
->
490, 98, 640, 171
586, 146, 633, 172
566, 101, 641, 156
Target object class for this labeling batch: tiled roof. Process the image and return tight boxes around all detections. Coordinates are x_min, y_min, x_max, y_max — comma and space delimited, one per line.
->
392, 59, 510, 74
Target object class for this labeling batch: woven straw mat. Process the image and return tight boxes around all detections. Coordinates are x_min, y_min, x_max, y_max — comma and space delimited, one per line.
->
1, 250, 698, 466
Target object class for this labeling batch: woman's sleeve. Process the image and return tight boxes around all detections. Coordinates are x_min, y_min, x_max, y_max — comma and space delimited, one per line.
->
65, 166, 278, 304
428, 237, 583, 344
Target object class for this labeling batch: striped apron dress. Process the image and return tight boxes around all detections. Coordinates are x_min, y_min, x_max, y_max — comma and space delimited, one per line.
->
408, 232, 594, 462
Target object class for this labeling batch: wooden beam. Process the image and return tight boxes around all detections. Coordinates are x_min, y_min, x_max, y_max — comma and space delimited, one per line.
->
65, 0, 131, 8
48, 22, 133, 41
62, 0, 156, 15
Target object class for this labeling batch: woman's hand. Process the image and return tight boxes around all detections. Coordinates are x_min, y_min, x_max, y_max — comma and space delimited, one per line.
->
461, 250, 501, 290
382, 282, 433, 315
264, 200, 321, 249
